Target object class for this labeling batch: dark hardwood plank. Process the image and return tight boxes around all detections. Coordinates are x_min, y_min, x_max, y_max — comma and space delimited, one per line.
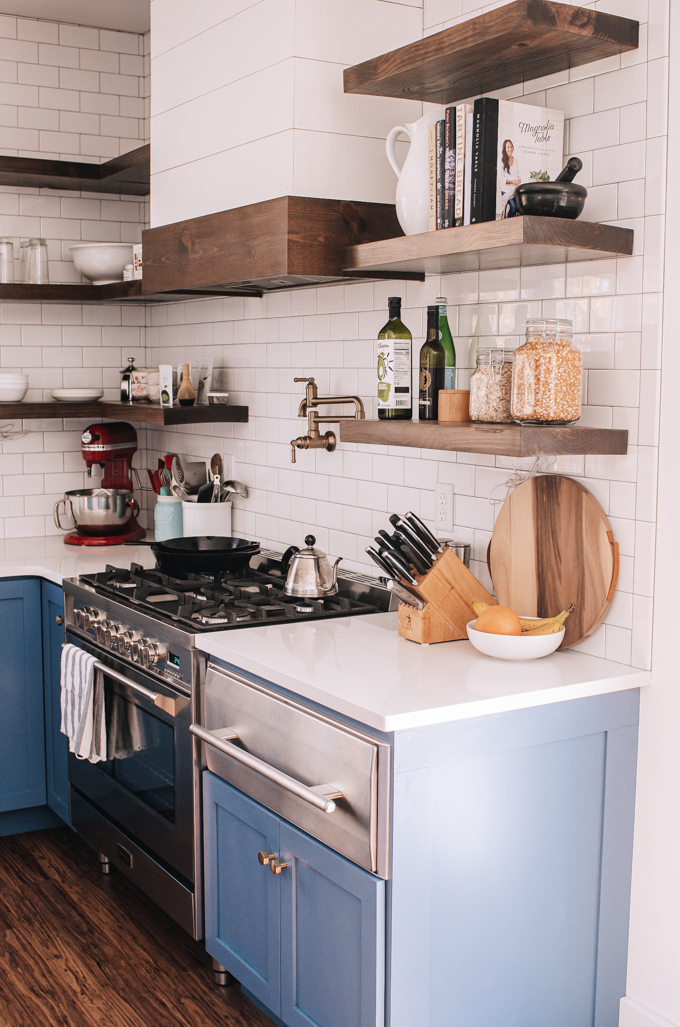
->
0, 282, 248, 304
141, 196, 418, 293
339, 419, 628, 456
343, 0, 639, 103
0, 827, 274, 1027
0, 145, 149, 196
344, 217, 635, 277
0, 402, 249, 426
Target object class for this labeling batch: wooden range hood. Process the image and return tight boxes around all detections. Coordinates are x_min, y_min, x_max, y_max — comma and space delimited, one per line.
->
141, 195, 423, 296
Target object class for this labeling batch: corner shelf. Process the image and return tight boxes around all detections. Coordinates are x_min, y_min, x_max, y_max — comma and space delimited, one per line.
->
339, 420, 627, 458
0, 144, 149, 196
343, 0, 638, 103
344, 216, 634, 277
0, 402, 248, 426
0, 281, 260, 304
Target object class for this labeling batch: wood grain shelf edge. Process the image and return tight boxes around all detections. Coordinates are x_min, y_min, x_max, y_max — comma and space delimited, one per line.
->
339, 420, 628, 457
0, 402, 249, 426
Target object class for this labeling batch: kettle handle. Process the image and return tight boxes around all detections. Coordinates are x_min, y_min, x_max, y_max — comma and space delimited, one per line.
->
386, 126, 409, 179
280, 545, 299, 576
54, 497, 75, 531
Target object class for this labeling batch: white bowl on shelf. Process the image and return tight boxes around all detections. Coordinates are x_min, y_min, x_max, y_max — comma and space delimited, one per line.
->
69, 242, 134, 285
0, 384, 28, 402
51, 388, 104, 403
466, 619, 565, 660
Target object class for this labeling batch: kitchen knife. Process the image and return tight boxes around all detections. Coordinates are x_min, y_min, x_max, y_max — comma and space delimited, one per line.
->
395, 539, 431, 575
403, 511, 444, 554
376, 528, 402, 552
390, 520, 435, 564
365, 546, 394, 578
385, 578, 426, 610
380, 547, 418, 586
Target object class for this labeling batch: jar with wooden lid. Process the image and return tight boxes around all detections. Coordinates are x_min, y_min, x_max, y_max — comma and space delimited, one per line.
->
469, 348, 514, 422
511, 318, 582, 425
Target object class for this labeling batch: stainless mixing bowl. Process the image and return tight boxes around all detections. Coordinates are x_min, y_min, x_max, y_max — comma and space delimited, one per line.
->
54, 489, 139, 536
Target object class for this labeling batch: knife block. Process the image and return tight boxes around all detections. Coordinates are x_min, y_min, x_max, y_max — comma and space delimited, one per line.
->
397, 546, 496, 644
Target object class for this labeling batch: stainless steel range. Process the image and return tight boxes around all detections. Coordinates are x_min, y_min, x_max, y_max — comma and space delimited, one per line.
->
62, 550, 390, 940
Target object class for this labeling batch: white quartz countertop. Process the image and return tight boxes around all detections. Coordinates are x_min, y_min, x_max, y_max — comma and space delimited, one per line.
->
200, 612, 650, 732
0, 535, 156, 585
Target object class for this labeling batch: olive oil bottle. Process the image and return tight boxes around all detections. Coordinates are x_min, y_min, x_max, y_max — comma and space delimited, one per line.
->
419, 305, 446, 420
377, 297, 412, 420
436, 295, 456, 390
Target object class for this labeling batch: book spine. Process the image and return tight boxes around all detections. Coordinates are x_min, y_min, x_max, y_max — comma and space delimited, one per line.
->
480, 97, 499, 223
444, 106, 456, 229
454, 105, 466, 227
435, 119, 444, 230
470, 101, 483, 224
463, 112, 473, 226
428, 121, 436, 232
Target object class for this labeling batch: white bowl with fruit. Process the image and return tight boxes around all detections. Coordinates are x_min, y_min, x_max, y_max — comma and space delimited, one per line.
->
466, 602, 573, 660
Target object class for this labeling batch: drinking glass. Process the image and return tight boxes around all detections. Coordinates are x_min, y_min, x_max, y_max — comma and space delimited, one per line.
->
0, 238, 14, 283
27, 238, 49, 284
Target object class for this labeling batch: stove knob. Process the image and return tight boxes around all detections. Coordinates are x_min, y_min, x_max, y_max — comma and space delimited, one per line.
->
74, 608, 83, 627
116, 630, 135, 655
95, 622, 106, 643
104, 624, 120, 647
143, 642, 163, 666
131, 638, 148, 663
82, 610, 93, 629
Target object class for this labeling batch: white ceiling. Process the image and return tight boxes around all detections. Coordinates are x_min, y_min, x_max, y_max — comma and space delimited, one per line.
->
0, 0, 149, 33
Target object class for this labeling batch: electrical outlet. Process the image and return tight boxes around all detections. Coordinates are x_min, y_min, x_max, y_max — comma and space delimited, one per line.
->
435, 482, 454, 534
222, 453, 234, 480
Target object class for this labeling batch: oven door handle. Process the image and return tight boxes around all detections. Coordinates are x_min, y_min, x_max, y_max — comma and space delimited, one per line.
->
94, 661, 190, 718
190, 724, 343, 814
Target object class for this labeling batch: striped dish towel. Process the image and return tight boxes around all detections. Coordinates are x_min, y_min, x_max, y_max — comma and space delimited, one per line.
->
60, 643, 107, 763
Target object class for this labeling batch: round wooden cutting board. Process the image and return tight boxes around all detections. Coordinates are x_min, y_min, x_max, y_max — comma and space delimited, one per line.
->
487, 475, 619, 649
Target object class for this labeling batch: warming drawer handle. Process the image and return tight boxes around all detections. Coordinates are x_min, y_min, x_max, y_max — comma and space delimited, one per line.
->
190, 723, 343, 814
93, 661, 189, 718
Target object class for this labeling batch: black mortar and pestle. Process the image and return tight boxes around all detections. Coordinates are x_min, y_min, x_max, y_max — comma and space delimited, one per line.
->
514, 157, 587, 219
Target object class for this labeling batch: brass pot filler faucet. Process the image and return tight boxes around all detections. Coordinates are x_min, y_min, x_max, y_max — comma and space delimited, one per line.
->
290, 377, 365, 463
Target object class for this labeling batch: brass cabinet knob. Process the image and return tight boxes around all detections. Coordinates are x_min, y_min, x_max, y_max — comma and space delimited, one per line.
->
270, 858, 288, 875
55, 615, 64, 626
257, 851, 275, 866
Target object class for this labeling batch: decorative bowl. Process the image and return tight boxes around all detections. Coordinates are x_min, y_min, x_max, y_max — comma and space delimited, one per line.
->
0, 384, 27, 402
466, 619, 565, 660
513, 181, 587, 219
69, 242, 134, 284
51, 389, 104, 403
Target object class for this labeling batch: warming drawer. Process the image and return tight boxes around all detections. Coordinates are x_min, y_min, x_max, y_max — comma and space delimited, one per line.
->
193, 663, 391, 878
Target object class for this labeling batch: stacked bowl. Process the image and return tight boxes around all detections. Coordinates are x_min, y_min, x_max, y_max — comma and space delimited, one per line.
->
0, 373, 28, 402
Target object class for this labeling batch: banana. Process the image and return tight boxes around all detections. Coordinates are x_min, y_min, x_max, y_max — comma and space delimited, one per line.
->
472, 601, 491, 616
520, 605, 574, 636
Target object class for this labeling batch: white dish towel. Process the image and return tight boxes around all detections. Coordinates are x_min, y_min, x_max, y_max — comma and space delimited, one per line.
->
60, 642, 107, 763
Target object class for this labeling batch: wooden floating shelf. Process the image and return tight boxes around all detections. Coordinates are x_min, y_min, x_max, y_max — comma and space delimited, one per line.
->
344, 0, 638, 103
0, 144, 149, 195
0, 281, 256, 303
0, 402, 248, 426
339, 420, 628, 458
344, 216, 634, 277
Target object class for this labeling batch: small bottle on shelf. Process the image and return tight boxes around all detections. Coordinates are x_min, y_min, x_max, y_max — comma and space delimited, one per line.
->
377, 296, 412, 420
419, 305, 446, 421
436, 296, 456, 389
177, 363, 196, 407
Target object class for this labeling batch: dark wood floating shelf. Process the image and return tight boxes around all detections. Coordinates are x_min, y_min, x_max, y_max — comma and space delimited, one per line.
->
340, 420, 628, 458
344, 0, 638, 103
344, 217, 634, 277
0, 401, 248, 426
0, 281, 252, 304
0, 144, 149, 195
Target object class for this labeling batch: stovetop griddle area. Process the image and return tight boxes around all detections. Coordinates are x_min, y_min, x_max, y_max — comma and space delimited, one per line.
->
78, 562, 381, 632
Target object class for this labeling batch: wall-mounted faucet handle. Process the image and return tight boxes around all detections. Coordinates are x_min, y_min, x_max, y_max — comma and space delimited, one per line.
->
293, 377, 315, 383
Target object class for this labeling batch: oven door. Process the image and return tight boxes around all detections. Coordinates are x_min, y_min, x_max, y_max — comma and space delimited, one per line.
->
66, 632, 195, 882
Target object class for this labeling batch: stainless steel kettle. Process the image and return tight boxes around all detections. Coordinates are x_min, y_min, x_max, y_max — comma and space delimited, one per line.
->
282, 535, 342, 597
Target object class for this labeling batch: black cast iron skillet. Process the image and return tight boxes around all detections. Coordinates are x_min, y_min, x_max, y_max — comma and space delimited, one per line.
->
127, 535, 260, 574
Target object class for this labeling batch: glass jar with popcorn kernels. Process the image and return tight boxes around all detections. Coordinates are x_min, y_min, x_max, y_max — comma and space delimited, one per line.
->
511, 318, 582, 425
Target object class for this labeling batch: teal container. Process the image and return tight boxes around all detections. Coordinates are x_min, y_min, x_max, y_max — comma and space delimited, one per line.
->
154, 495, 183, 541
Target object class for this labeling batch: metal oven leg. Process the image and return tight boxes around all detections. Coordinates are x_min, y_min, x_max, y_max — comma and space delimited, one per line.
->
97, 851, 114, 875
211, 958, 236, 986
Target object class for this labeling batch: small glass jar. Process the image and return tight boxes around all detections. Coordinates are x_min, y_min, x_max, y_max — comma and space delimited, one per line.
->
469, 348, 514, 422
19, 239, 29, 283
511, 318, 582, 425
27, 238, 49, 284
0, 238, 14, 283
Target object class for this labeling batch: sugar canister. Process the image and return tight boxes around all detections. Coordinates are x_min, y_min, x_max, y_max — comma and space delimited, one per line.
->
469, 348, 514, 423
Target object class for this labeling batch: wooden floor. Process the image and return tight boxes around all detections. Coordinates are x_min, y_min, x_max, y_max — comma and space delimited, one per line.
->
0, 826, 275, 1027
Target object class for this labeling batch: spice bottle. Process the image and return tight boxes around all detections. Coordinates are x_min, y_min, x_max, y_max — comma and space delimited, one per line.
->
511, 318, 582, 425
469, 349, 514, 422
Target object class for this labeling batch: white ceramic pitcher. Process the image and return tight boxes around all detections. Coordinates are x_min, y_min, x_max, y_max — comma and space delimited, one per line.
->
386, 107, 446, 236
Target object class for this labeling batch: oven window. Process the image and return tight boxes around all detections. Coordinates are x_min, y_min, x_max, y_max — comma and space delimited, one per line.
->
100, 687, 176, 822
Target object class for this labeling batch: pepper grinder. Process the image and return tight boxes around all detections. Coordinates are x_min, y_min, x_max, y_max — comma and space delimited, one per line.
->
120, 356, 136, 404
177, 363, 196, 407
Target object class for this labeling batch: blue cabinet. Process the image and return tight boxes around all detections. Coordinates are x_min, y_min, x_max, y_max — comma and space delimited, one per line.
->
0, 578, 46, 812
42, 580, 69, 822
203, 772, 385, 1027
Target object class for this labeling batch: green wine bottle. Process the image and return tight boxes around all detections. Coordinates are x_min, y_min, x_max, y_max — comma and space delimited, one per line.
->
419, 305, 446, 421
377, 296, 412, 420
436, 295, 456, 390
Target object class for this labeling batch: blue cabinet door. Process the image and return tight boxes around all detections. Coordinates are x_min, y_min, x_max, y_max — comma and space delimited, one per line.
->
203, 772, 282, 1015
41, 580, 68, 822
0, 578, 46, 811
280, 821, 385, 1027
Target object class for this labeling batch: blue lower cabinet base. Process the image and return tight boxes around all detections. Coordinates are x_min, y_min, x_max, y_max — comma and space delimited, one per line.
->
241, 987, 288, 1027
0, 805, 63, 837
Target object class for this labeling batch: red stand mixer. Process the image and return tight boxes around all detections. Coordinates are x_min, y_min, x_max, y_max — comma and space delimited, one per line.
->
54, 422, 146, 546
